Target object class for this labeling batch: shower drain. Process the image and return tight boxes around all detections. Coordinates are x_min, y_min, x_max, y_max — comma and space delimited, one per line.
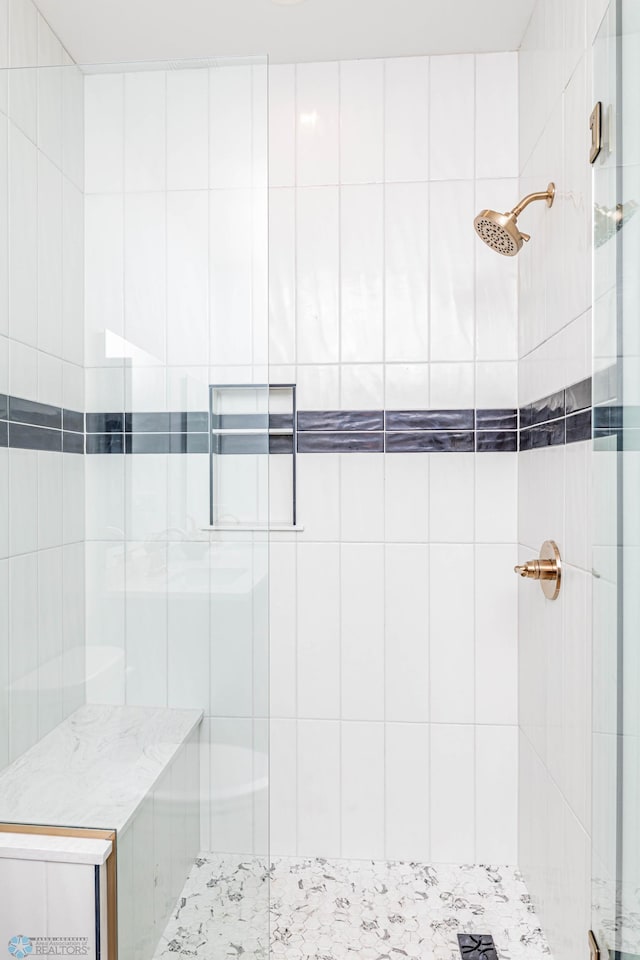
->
457, 933, 499, 960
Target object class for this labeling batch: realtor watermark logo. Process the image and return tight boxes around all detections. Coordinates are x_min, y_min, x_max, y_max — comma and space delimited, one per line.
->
7, 938, 32, 959
8, 937, 89, 957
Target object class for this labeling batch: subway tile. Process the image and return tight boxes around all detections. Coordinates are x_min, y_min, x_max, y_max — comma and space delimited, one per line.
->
62, 408, 84, 433
341, 721, 384, 859
339, 59, 384, 185
528, 389, 566, 426
270, 719, 297, 855
127, 411, 209, 433
124, 71, 166, 192
167, 190, 209, 367
295, 453, 340, 541
86, 433, 124, 455
385, 543, 429, 722
341, 545, 385, 720
384, 57, 429, 183
475, 725, 518, 862
296, 62, 340, 186
211, 413, 269, 432
384, 182, 429, 362
62, 430, 84, 453
268, 65, 295, 188
341, 453, 385, 542
475, 431, 518, 452
429, 453, 474, 542
475, 408, 518, 430
298, 410, 383, 432
430, 54, 475, 181
8, 395, 61, 430
430, 543, 475, 722
209, 66, 253, 190
269, 413, 294, 431
384, 453, 429, 542
340, 184, 384, 363
298, 432, 384, 453
269, 435, 294, 454
385, 431, 474, 453
127, 433, 209, 455
430, 723, 475, 862
429, 181, 475, 361
475, 544, 518, 724
566, 410, 592, 444
385, 722, 430, 861
385, 409, 474, 431
9, 423, 61, 452
297, 719, 340, 857
0, 394, 6, 420
475, 54, 518, 179
166, 68, 209, 191
530, 420, 566, 448
297, 543, 340, 718
84, 74, 123, 194
86, 412, 125, 434
565, 377, 593, 414
211, 434, 267, 456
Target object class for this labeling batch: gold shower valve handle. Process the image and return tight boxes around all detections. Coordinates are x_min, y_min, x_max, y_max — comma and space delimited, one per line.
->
514, 559, 556, 580
514, 540, 562, 600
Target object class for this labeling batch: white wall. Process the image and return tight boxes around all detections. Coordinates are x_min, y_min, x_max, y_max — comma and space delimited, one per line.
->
268, 54, 520, 863
0, 0, 85, 770
517, 0, 607, 955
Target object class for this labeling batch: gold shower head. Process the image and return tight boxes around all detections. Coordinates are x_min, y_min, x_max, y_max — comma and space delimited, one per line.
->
474, 182, 555, 256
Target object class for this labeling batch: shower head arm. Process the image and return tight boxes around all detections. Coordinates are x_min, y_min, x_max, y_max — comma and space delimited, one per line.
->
511, 183, 555, 218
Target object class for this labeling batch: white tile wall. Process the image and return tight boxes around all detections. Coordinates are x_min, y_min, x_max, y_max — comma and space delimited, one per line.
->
518, 0, 600, 957
83, 53, 519, 866
0, 0, 85, 773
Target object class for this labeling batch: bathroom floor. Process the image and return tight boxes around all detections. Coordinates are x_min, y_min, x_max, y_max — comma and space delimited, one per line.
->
154, 856, 552, 960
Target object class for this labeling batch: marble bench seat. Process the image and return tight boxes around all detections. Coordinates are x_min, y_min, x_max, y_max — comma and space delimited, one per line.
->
0, 703, 202, 833
0, 703, 203, 960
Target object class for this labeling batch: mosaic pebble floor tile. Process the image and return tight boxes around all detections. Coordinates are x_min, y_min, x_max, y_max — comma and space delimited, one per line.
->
154, 856, 552, 960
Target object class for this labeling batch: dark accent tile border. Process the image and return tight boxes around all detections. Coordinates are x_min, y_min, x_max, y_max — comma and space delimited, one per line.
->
476, 430, 518, 452
63, 409, 84, 433
520, 377, 594, 450
126, 433, 210, 454
457, 934, 498, 960
211, 413, 269, 431
298, 432, 384, 453
212, 434, 268, 455
476, 408, 518, 431
0, 421, 7, 447
565, 377, 592, 414
9, 423, 62, 452
63, 431, 85, 454
128, 411, 210, 433
385, 409, 474, 431
9, 396, 62, 430
298, 410, 384, 432
520, 420, 566, 450
386, 430, 475, 453
566, 409, 592, 444
86, 434, 124, 455
270, 434, 294, 454
86, 412, 125, 434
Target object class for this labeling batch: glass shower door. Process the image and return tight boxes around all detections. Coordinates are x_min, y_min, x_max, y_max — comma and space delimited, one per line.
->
592, 2, 640, 957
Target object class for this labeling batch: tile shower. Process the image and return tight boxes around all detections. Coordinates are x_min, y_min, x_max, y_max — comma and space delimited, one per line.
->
0, 0, 605, 956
